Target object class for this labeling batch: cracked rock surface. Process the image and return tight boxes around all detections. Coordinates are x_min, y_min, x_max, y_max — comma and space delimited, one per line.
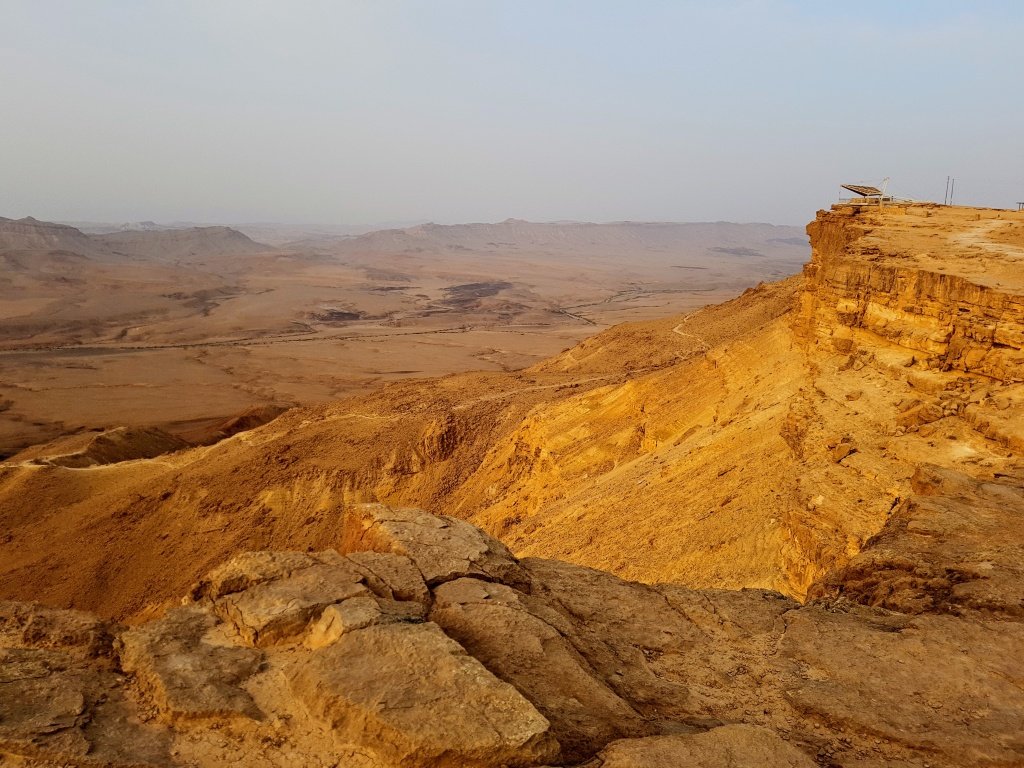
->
2, 491, 1024, 767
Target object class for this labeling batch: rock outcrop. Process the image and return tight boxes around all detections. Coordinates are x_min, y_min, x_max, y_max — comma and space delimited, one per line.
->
801, 204, 1024, 381
809, 463, 1024, 617
3, 494, 1023, 767
8, 426, 190, 468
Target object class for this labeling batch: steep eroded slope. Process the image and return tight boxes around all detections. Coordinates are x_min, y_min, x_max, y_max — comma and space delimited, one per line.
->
0, 204, 1022, 617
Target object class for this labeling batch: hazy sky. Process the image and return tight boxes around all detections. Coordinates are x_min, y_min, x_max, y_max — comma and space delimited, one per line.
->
2, 1, 1022, 226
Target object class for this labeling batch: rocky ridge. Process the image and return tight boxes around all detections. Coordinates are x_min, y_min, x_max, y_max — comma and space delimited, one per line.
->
801, 203, 1024, 383
93, 226, 271, 263
0, 216, 107, 256
0, 217, 267, 264
2, 477, 1023, 767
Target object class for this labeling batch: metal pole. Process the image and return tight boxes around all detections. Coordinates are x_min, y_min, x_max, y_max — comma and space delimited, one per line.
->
944, 176, 950, 205
950, 178, 955, 206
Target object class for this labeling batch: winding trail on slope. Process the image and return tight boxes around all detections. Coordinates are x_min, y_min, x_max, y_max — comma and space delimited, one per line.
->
671, 312, 711, 352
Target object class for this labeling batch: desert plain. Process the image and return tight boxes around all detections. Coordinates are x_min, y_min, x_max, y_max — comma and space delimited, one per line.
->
0, 216, 806, 456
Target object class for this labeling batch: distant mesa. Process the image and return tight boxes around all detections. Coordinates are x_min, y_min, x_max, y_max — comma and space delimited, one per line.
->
0, 215, 271, 262
0, 215, 105, 256
118, 220, 162, 231
94, 225, 271, 260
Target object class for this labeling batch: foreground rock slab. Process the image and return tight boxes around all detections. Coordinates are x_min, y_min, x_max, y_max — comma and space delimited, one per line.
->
430, 577, 648, 762
0, 603, 172, 766
2, 495, 1024, 767
290, 621, 557, 768
119, 606, 262, 721
591, 724, 817, 768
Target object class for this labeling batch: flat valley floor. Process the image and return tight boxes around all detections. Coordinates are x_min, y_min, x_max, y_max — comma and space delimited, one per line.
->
0, 218, 806, 455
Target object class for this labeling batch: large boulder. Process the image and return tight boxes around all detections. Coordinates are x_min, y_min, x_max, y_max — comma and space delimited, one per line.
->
341, 503, 530, 589
430, 577, 648, 761
289, 620, 558, 767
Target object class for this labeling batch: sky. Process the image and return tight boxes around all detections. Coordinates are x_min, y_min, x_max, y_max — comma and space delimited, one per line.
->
1, 1, 1022, 226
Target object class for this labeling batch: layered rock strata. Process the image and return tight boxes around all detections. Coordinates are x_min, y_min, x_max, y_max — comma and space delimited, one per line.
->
801, 204, 1024, 381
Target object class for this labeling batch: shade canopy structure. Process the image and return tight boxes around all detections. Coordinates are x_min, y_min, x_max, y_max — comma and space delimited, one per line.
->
841, 184, 883, 197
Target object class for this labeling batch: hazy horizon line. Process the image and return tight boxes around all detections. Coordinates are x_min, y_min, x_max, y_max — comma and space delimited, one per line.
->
15, 214, 812, 231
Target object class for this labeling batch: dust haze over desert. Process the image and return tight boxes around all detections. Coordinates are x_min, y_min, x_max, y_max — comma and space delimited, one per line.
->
2, 3, 1024, 768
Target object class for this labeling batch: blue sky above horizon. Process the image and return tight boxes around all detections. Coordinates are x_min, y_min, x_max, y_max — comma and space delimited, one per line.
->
1, 1, 1021, 226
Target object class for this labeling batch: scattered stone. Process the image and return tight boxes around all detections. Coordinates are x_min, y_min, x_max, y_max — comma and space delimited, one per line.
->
831, 439, 857, 463
898, 402, 944, 428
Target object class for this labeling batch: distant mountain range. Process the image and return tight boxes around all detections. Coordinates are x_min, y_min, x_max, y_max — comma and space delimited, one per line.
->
328, 218, 807, 258
0, 216, 269, 262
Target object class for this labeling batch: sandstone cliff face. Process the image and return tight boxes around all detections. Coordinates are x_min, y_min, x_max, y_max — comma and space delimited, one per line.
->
801, 204, 1024, 382
2, 490, 1023, 768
